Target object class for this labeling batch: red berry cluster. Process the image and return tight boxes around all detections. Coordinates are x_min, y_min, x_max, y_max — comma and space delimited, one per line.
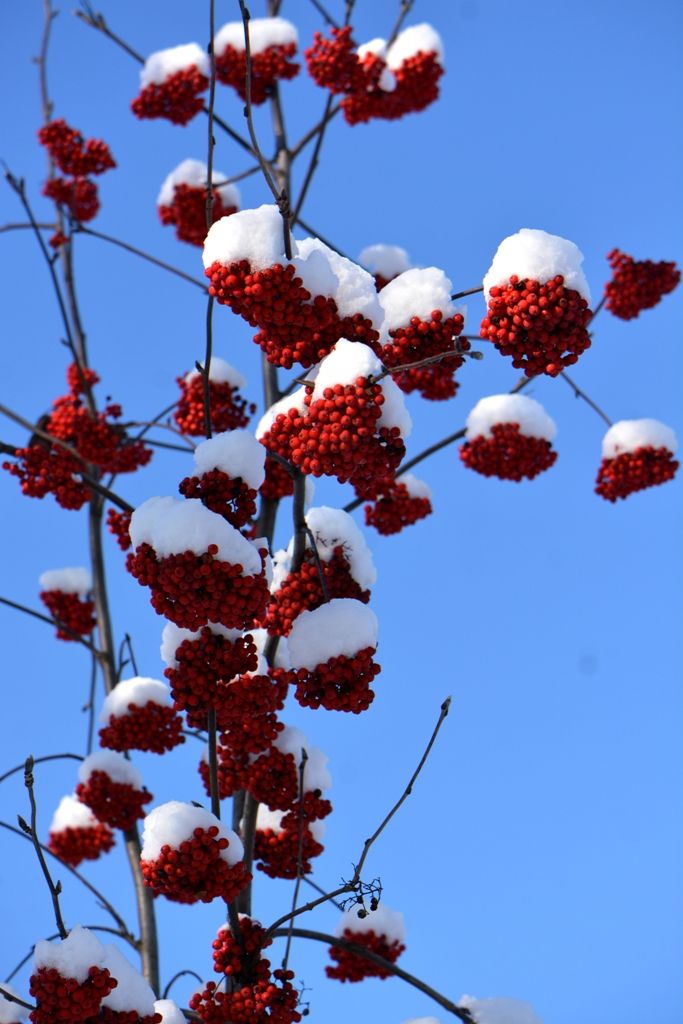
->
365, 480, 432, 535
460, 424, 557, 482
179, 469, 258, 528
190, 969, 301, 1024
48, 820, 115, 867
285, 647, 380, 713
381, 310, 467, 401
99, 701, 185, 755
305, 26, 366, 94
164, 627, 257, 722
174, 374, 255, 436
212, 918, 272, 979
3, 443, 92, 510
127, 542, 269, 631
140, 825, 251, 904
75, 771, 152, 832
261, 379, 406, 498
254, 817, 325, 880
199, 740, 249, 799
159, 183, 238, 247
325, 928, 405, 982
247, 747, 300, 811
106, 509, 133, 551
263, 548, 370, 636
39, 589, 96, 641
259, 456, 294, 501
30, 964, 117, 1024
392, 360, 461, 401
131, 67, 209, 125
99, 1008, 161, 1024
342, 50, 443, 126
480, 275, 592, 377
38, 119, 116, 225
216, 43, 300, 104
604, 248, 681, 320
595, 447, 678, 502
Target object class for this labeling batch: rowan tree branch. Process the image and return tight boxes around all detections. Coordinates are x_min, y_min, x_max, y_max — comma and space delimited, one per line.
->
76, 226, 208, 291
0, 595, 101, 654
0, 753, 83, 787
20, 756, 68, 938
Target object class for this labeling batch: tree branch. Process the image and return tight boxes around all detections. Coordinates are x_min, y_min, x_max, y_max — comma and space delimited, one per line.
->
21, 757, 67, 938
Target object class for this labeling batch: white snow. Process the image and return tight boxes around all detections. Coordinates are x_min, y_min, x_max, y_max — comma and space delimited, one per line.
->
402, 1019, 441, 1024
272, 506, 376, 593
296, 237, 384, 328
397, 472, 432, 499
379, 267, 455, 331
0, 983, 26, 1023
160, 621, 244, 669
357, 38, 388, 62
33, 925, 106, 984
311, 339, 412, 437
255, 804, 325, 842
192, 429, 266, 489
140, 44, 209, 87
185, 356, 246, 389
387, 23, 445, 67
154, 1000, 187, 1024
601, 418, 678, 458
465, 394, 557, 442
100, 945, 157, 1016
157, 158, 240, 210
78, 750, 143, 789
360, 244, 411, 281
99, 677, 173, 722
129, 497, 262, 574
255, 386, 309, 440
272, 725, 332, 792
50, 795, 102, 834
334, 903, 405, 942
141, 801, 244, 865
214, 16, 298, 55
38, 567, 91, 594
457, 996, 544, 1024
203, 204, 287, 272
482, 228, 591, 304
288, 599, 378, 670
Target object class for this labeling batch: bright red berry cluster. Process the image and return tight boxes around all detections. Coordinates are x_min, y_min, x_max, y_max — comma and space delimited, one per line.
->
190, 969, 301, 1024
140, 826, 251, 904
131, 67, 208, 125
30, 964, 117, 1024
212, 918, 272, 979
48, 820, 115, 867
254, 817, 325, 880
106, 509, 133, 551
164, 627, 257, 723
305, 26, 366, 94
381, 310, 467, 401
595, 447, 679, 502
99, 701, 185, 755
39, 589, 96, 641
216, 43, 300, 104
259, 455, 295, 501
3, 443, 91, 510
43, 176, 100, 222
604, 249, 681, 320
199, 740, 250, 799
179, 469, 258, 528
460, 423, 558, 481
159, 183, 238, 247
285, 647, 380, 713
38, 119, 116, 224
325, 928, 406, 982
75, 771, 152, 832
365, 480, 432, 535
480, 275, 592, 377
263, 548, 370, 636
174, 374, 255, 435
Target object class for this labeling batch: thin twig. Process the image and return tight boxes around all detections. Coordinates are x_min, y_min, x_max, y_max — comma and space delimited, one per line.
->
302, 874, 345, 910
290, 104, 341, 159
0, 987, 35, 1013
590, 294, 607, 323
85, 650, 98, 755
282, 749, 309, 970
559, 371, 613, 426
0, 595, 101, 653
21, 756, 68, 938
162, 970, 203, 999
207, 708, 220, 819
451, 286, 484, 301
304, 527, 330, 602
292, 92, 335, 223
0, 753, 82, 787
75, 3, 145, 62
387, 0, 416, 48
237, 1, 280, 201
76, 226, 208, 291
293, 216, 354, 262
306, 0, 340, 28
0, 220, 54, 233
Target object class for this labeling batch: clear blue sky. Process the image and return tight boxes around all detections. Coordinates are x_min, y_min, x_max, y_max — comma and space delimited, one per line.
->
1, 2, 682, 1023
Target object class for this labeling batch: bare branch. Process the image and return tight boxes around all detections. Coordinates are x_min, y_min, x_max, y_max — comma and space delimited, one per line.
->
560, 371, 613, 427
22, 756, 68, 938
0, 753, 83, 787
0, 987, 35, 1013
76, 226, 208, 291
162, 970, 203, 1000
281, 749, 309, 970
236, 0, 281, 201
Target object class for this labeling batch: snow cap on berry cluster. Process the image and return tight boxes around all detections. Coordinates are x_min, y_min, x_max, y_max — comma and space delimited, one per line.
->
311, 339, 412, 437
157, 158, 240, 209
185, 356, 246, 388
387, 23, 445, 68
154, 1000, 186, 1024
99, 677, 173, 722
0, 983, 25, 1023
256, 386, 310, 440
334, 903, 406, 941
482, 228, 591, 304
203, 204, 287, 272
296, 237, 384, 328
465, 395, 557, 442
38, 567, 91, 594
288, 598, 378, 670
397, 472, 432, 499
256, 804, 325, 841
192, 429, 266, 489
140, 43, 210, 87
214, 16, 298, 55
272, 506, 376, 594
142, 801, 244, 865
50, 795, 102, 834
379, 267, 456, 331
78, 750, 144, 788
130, 496, 262, 574
273, 724, 332, 792
100, 945, 157, 1018
457, 995, 544, 1024
33, 925, 107, 983
160, 621, 244, 669
356, 39, 396, 91
601, 419, 677, 458
359, 244, 411, 281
